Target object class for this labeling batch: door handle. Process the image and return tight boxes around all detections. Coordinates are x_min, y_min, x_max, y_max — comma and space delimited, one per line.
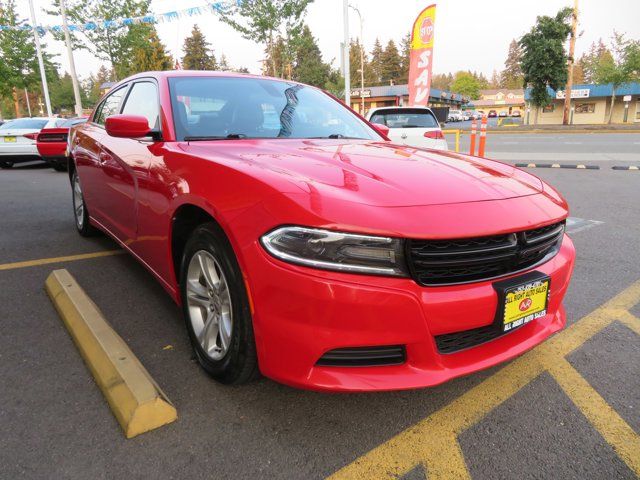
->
99, 151, 112, 165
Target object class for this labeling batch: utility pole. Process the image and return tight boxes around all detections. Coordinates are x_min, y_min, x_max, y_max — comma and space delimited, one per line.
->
562, 0, 578, 125
349, 5, 365, 114
28, 0, 52, 117
24, 88, 32, 117
343, 0, 351, 107
60, 0, 83, 116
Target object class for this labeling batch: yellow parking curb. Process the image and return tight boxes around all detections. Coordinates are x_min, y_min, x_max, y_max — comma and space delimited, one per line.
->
45, 269, 177, 438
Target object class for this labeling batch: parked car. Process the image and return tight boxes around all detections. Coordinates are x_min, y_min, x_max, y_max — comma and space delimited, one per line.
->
498, 111, 508, 117
69, 71, 575, 391
462, 111, 472, 121
0, 117, 61, 168
36, 117, 87, 171
488, 110, 498, 118
366, 106, 447, 151
447, 109, 464, 122
511, 110, 522, 118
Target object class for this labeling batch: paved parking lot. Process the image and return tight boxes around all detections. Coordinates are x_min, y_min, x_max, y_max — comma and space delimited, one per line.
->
1, 145, 638, 479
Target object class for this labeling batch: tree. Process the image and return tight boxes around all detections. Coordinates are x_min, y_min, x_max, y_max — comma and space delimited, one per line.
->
451, 71, 481, 99
380, 40, 403, 85
130, 27, 173, 74
399, 33, 411, 85
431, 73, 452, 91
47, 0, 152, 80
488, 69, 501, 88
577, 39, 613, 83
84, 65, 113, 106
593, 33, 640, 123
182, 25, 217, 70
218, 53, 230, 71
501, 39, 524, 88
292, 25, 330, 87
370, 38, 384, 84
0, 0, 59, 117
218, 0, 313, 77
519, 8, 572, 124
349, 38, 375, 87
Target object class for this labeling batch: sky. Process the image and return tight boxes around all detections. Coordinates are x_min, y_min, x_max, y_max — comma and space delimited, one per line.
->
13, 0, 640, 82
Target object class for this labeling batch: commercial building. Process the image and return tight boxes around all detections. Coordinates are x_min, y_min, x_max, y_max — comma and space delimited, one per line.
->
469, 89, 525, 116
524, 83, 640, 125
348, 84, 467, 116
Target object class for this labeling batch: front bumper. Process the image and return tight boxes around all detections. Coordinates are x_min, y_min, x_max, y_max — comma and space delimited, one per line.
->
246, 234, 575, 392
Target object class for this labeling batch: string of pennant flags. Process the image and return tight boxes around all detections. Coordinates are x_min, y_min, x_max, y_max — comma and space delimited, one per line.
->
0, 1, 240, 33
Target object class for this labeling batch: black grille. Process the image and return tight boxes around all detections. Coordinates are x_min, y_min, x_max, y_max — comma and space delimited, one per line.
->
435, 325, 503, 354
407, 221, 565, 286
316, 345, 406, 367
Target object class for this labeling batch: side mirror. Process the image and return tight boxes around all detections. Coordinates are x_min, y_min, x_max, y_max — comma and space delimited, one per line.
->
371, 123, 390, 139
105, 114, 151, 138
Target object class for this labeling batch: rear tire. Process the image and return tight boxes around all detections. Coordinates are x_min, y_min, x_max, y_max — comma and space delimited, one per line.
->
0, 161, 14, 169
72, 170, 99, 237
180, 222, 260, 385
52, 162, 67, 172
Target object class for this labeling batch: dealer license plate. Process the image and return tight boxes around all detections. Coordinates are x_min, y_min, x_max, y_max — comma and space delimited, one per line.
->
3, 136, 16, 143
500, 276, 550, 332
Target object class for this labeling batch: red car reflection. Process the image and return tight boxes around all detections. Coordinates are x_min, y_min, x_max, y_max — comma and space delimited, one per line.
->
68, 71, 575, 391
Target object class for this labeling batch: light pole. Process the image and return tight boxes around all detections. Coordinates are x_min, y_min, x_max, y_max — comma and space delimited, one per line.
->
27, 0, 52, 117
342, 0, 350, 107
60, 0, 83, 116
562, 0, 579, 125
349, 5, 365, 114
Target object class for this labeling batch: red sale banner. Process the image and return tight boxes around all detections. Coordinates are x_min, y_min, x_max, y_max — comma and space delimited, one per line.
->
408, 4, 436, 106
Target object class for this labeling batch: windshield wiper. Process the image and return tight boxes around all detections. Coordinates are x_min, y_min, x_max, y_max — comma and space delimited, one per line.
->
184, 133, 248, 141
310, 134, 363, 139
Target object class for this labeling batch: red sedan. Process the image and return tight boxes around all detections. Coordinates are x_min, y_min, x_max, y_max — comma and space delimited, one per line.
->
68, 71, 575, 391
36, 117, 87, 171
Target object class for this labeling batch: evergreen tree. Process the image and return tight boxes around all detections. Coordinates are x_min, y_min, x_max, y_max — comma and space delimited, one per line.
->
349, 39, 375, 87
578, 39, 613, 84
501, 39, 524, 88
489, 69, 501, 88
370, 38, 384, 84
293, 25, 330, 87
380, 40, 403, 84
519, 8, 572, 123
85, 65, 114, 106
182, 25, 217, 70
399, 33, 411, 85
130, 27, 173, 74
218, 53, 230, 71
431, 73, 451, 91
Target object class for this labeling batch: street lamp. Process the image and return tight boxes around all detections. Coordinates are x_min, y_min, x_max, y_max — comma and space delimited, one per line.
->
349, 4, 365, 114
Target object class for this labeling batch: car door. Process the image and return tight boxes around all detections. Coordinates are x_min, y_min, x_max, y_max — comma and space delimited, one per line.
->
74, 86, 128, 227
97, 80, 162, 245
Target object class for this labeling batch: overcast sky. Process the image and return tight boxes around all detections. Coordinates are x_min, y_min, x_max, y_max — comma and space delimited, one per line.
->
14, 0, 640, 81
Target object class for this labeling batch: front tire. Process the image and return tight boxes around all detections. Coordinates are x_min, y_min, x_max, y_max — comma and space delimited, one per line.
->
180, 223, 259, 385
72, 170, 99, 237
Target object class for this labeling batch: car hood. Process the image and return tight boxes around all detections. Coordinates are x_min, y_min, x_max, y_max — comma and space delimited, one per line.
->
181, 139, 543, 207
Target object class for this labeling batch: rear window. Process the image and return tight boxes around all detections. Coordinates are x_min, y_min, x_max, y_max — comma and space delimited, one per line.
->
369, 109, 438, 129
0, 119, 49, 130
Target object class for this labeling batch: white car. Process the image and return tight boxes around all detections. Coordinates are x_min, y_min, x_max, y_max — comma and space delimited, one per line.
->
0, 117, 61, 169
447, 109, 464, 122
367, 106, 448, 151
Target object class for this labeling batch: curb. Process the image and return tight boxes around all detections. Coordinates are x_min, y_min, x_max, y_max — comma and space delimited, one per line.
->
45, 269, 177, 438
515, 163, 599, 170
612, 166, 640, 171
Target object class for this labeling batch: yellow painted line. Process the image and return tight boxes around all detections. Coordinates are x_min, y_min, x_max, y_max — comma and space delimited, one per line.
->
0, 249, 124, 271
616, 310, 640, 336
547, 358, 640, 475
45, 269, 177, 438
329, 279, 640, 479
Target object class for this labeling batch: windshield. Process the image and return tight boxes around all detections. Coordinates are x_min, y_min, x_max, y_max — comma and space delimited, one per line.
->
369, 109, 439, 129
168, 76, 379, 141
0, 118, 48, 130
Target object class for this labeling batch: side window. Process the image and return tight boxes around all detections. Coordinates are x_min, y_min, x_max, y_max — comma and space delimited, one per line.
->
121, 82, 160, 130
94, 86, 127, 126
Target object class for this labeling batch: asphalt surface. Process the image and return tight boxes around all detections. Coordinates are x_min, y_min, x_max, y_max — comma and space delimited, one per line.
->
0, 134, 638, 479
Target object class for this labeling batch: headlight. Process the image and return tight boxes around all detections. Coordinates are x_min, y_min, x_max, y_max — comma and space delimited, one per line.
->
260, 226, 408, 277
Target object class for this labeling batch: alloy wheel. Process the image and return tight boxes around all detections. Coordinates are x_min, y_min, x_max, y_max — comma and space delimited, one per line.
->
186, 250, 233, 360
